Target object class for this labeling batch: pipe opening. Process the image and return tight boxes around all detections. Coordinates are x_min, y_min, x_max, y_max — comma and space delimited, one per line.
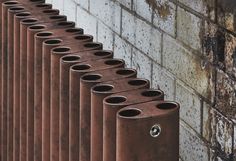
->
53, 47, 70, 53
4, 1, 18, 5
94, 51, 111, 57
82, 74, 101, 81
116, 69, 136, 75
72, 64, 91, 71
66, 28, 83, 33
44, 39, 62, 45
156, 102, 177, 110
36, 4, 51, 7
16, 12, 31, 17
22, 19, 37, 23
128, 79, 148, 86
83, 43, 101, 48
105, 96, 126, 104
93, 85, 113, 92
62, 55, 80, 62
36, 32, 53, 37
57, 21, 74, 26
43, 9, 58, 14
119, 109, 141, 117
30, 0, 43, 2
9, 7, 24, 11
29, 25, 45, 30
49, 15, 65, 20
104, 59, 123, 65
141, 90, 162, 97
74, 35, 91, 40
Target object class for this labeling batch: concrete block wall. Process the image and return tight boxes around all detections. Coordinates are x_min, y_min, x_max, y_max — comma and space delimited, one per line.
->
46, 0, 236, 160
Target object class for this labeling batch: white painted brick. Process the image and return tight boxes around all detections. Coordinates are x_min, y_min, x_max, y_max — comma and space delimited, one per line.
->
114, 35, 132, 68
180, 121, 209, 161
52, 0, 64, 13
64, 0, 77, 22
117, 0, 131, 9
163, 34, 213, 99
76, 7, 97, 40
152, 63, 176, 100
90, 0, 121, 34
97, 22, 114, 50
176, 81, 201, 133
153, 0, 176, 36
135, 18, 162, 64
133, 0, 152, 22
121, 9, 136, 45
131, 48, 152, 80
178, 0, 215, 19
177, 7, 202, 51
74, 0, 89, 10
45, 0, 52, 3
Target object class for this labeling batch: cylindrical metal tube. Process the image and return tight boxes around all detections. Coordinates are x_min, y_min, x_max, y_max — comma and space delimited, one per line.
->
91, 77, 150, 161
19, 18, 38, 161
69, 51, 117, 161
42, 34, 88, 161
117, 101, 180, 161
13, 11, 32, 161
60, 52, 115, 161
7, 6, 25, 161
79, 67, 137, 161
103, 88, 164, 161
1, 2, 20, 161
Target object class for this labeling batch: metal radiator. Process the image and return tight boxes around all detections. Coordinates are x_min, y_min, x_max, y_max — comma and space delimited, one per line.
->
0, 1, 180, 161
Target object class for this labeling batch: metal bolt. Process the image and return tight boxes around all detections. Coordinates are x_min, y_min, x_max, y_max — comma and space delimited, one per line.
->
150, 124, 161, 138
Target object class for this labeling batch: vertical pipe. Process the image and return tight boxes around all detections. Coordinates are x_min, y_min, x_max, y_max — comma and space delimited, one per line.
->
19, 18, 38, 161
13, 12, 31, 161
103, 89, 164, 161
50, 48, 71, 161
26, 25, 46, 161
117, 101, 180, 161
2, 2, 20, 161
42, 38, 63, 161
80, 66, 139, 161
7, 6, 25, 161
91, 77, 150, 161
69, 51, 114, 161
34, 31, 54, 161
59, 55, 81, 161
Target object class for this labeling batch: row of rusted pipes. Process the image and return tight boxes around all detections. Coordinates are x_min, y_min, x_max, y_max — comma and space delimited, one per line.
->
0, 0, 180, 161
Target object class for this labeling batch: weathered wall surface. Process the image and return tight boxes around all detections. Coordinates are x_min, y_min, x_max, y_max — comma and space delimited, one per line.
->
46, 0, 236, 160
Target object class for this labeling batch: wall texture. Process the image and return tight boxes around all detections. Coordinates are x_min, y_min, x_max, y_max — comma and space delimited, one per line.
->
45, 0, 236, 160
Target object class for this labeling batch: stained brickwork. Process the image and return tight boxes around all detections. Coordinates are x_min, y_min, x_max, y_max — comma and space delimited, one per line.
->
46, 0, 236, 160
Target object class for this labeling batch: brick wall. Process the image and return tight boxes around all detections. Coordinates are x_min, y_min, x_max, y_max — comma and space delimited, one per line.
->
46, 0, 236, 160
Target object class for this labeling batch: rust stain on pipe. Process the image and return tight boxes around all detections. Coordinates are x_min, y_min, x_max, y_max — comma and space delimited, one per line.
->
117, 101, 180, 161
91, 77, 150, 161
79, 67, 137, 161
103, 88, 164, 161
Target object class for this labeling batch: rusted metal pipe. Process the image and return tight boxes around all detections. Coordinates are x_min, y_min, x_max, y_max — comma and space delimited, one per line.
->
60, 54, 120, 161
42, 33, 88, 161
91, 77, 150, 161
50, 42, 102, 161
2, 2, 21, 161
19, 17, 38, 161
13, 11, 32, 161
117, 101, 180, 161
7, 6, 25, 161
69, 51, 119, 161
103, 88, 164, 161
79, 67, 137, 161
